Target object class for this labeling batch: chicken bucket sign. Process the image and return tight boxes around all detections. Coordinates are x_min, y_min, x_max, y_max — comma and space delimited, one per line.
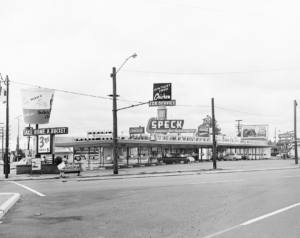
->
149, 83, 176, 107
21, 88, 55, 124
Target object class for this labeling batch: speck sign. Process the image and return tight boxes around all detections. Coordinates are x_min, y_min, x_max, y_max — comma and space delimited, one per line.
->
38, 134, 52, 154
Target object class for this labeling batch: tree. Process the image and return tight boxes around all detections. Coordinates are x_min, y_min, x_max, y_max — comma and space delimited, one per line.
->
198, 115, 222, 135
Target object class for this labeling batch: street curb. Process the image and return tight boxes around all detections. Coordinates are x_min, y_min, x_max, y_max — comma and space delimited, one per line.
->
76, 167, 300, 181
0, 193, 20, 220
0, 167, 299, 181
205, 167, 299, 174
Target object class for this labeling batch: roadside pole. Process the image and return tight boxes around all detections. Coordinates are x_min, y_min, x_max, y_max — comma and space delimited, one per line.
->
5, 76, 9, 179
212, 98, 217, 169
294, 100, 298, 164
111, 67, 118, 174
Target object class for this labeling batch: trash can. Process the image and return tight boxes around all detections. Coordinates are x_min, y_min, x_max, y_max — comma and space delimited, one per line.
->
283, 154, 286, 159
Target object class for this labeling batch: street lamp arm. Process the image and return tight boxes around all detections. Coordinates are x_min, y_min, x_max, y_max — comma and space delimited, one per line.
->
116, 53, 137, 74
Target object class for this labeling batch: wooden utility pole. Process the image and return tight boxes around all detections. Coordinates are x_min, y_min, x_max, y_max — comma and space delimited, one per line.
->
5, 76, 9, 178
235, 120, 242, 137
212, 98, 217, 169
111, 67, 118, 174
294, 100, 298, 164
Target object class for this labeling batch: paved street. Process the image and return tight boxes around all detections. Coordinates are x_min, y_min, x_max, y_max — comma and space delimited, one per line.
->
0, 160, 300, 238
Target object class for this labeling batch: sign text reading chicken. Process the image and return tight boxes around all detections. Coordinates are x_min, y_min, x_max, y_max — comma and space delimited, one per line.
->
153, 83, 172, 101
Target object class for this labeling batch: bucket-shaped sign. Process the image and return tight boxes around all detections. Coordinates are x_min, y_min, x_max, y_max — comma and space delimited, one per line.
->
21, 88, 55, 124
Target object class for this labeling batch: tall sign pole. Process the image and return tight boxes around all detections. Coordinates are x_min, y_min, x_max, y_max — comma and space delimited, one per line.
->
111, 67, 118, 174
5, 76, 9, 179
294, 100, 298, 164
212, 98, 217, 169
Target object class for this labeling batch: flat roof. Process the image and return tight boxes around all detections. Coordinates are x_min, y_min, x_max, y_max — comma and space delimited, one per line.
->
55, 139, 273, 149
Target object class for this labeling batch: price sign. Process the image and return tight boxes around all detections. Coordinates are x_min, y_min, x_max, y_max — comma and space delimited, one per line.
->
38, 134, 52, 154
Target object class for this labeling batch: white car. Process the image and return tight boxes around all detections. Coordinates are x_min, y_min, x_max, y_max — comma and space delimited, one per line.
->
10, 158, 33, 169
187, 156, 195, 162
223, 153, 242, 161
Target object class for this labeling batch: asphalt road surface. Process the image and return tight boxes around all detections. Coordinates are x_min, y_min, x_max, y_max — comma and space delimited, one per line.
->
1, 167, 300, 238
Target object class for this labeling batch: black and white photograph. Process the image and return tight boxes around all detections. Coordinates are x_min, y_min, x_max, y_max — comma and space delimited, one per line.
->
1, 0, 300, 237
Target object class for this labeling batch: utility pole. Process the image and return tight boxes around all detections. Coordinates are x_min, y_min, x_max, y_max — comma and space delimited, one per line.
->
0, 123, 3, 162
274, 127, 277, 144
212, 98, 217, 169
294, 100, 298, 164
235, 120, 242, 137
111, 67, 118, 174
15, 115, 22, 157
5, 76, 9, 179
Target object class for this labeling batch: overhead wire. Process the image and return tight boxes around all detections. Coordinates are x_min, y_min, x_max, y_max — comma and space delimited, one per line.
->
7, 79, 282, 117
122, 66, 300, 75
9, 80, 145, 104
141, 0, 300, 22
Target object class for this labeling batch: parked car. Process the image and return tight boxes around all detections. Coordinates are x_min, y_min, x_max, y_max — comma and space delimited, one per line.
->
223, 153, 242, 161
241, 155, 249, 160
10, 158, 33, 169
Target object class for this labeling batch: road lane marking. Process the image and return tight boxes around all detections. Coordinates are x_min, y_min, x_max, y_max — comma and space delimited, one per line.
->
284, 175, 300, 178
241, 201, 300, 225
204, 201, 300, 237
9, 182, 46, 197
188, 180, 244, 185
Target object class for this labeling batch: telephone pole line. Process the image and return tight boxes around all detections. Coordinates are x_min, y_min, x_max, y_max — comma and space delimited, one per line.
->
235, 120, 242, 137
294, 100, 298, 164
212, 98, 217, 169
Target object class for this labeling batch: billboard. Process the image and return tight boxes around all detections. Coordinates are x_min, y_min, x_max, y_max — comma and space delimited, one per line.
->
153, 83, 172, 101
21, 88, 55, 124
241, 125, 268, 139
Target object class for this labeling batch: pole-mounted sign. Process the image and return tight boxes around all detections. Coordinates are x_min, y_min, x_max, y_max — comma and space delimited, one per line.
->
149, 83, 176, 107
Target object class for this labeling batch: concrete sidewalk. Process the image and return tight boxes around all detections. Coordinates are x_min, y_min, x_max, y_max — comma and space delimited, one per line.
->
0, 158, 299, 182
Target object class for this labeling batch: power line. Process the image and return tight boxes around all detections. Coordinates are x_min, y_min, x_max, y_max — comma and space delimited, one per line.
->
9, 80, 145, 104
215, 106, 279, 117
122, 66, 300, 75
142, 0, 300, 22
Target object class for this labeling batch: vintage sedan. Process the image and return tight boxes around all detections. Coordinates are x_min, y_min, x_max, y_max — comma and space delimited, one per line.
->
223, 153, 242, 161
10, 158, 33, 169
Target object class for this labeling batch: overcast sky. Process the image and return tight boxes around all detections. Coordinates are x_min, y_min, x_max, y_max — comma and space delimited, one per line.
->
1, 0, 300, 150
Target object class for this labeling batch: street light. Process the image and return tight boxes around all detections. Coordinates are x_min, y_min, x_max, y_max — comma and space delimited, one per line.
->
110, 53, 137, 174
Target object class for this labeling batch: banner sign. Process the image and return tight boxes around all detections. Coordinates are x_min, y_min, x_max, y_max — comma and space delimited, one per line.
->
74, 147, 99, 155
23, 127, 68, 136
153, 83, 172, 101
215, 135, 241, 144
38, 134, 52, 154
149, 100, 176, 107
241, 125, 268, 139
129, 127, 145, 134
278, 131, 294, 138
31, 158, 41, 171
155, 134, 210, 142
